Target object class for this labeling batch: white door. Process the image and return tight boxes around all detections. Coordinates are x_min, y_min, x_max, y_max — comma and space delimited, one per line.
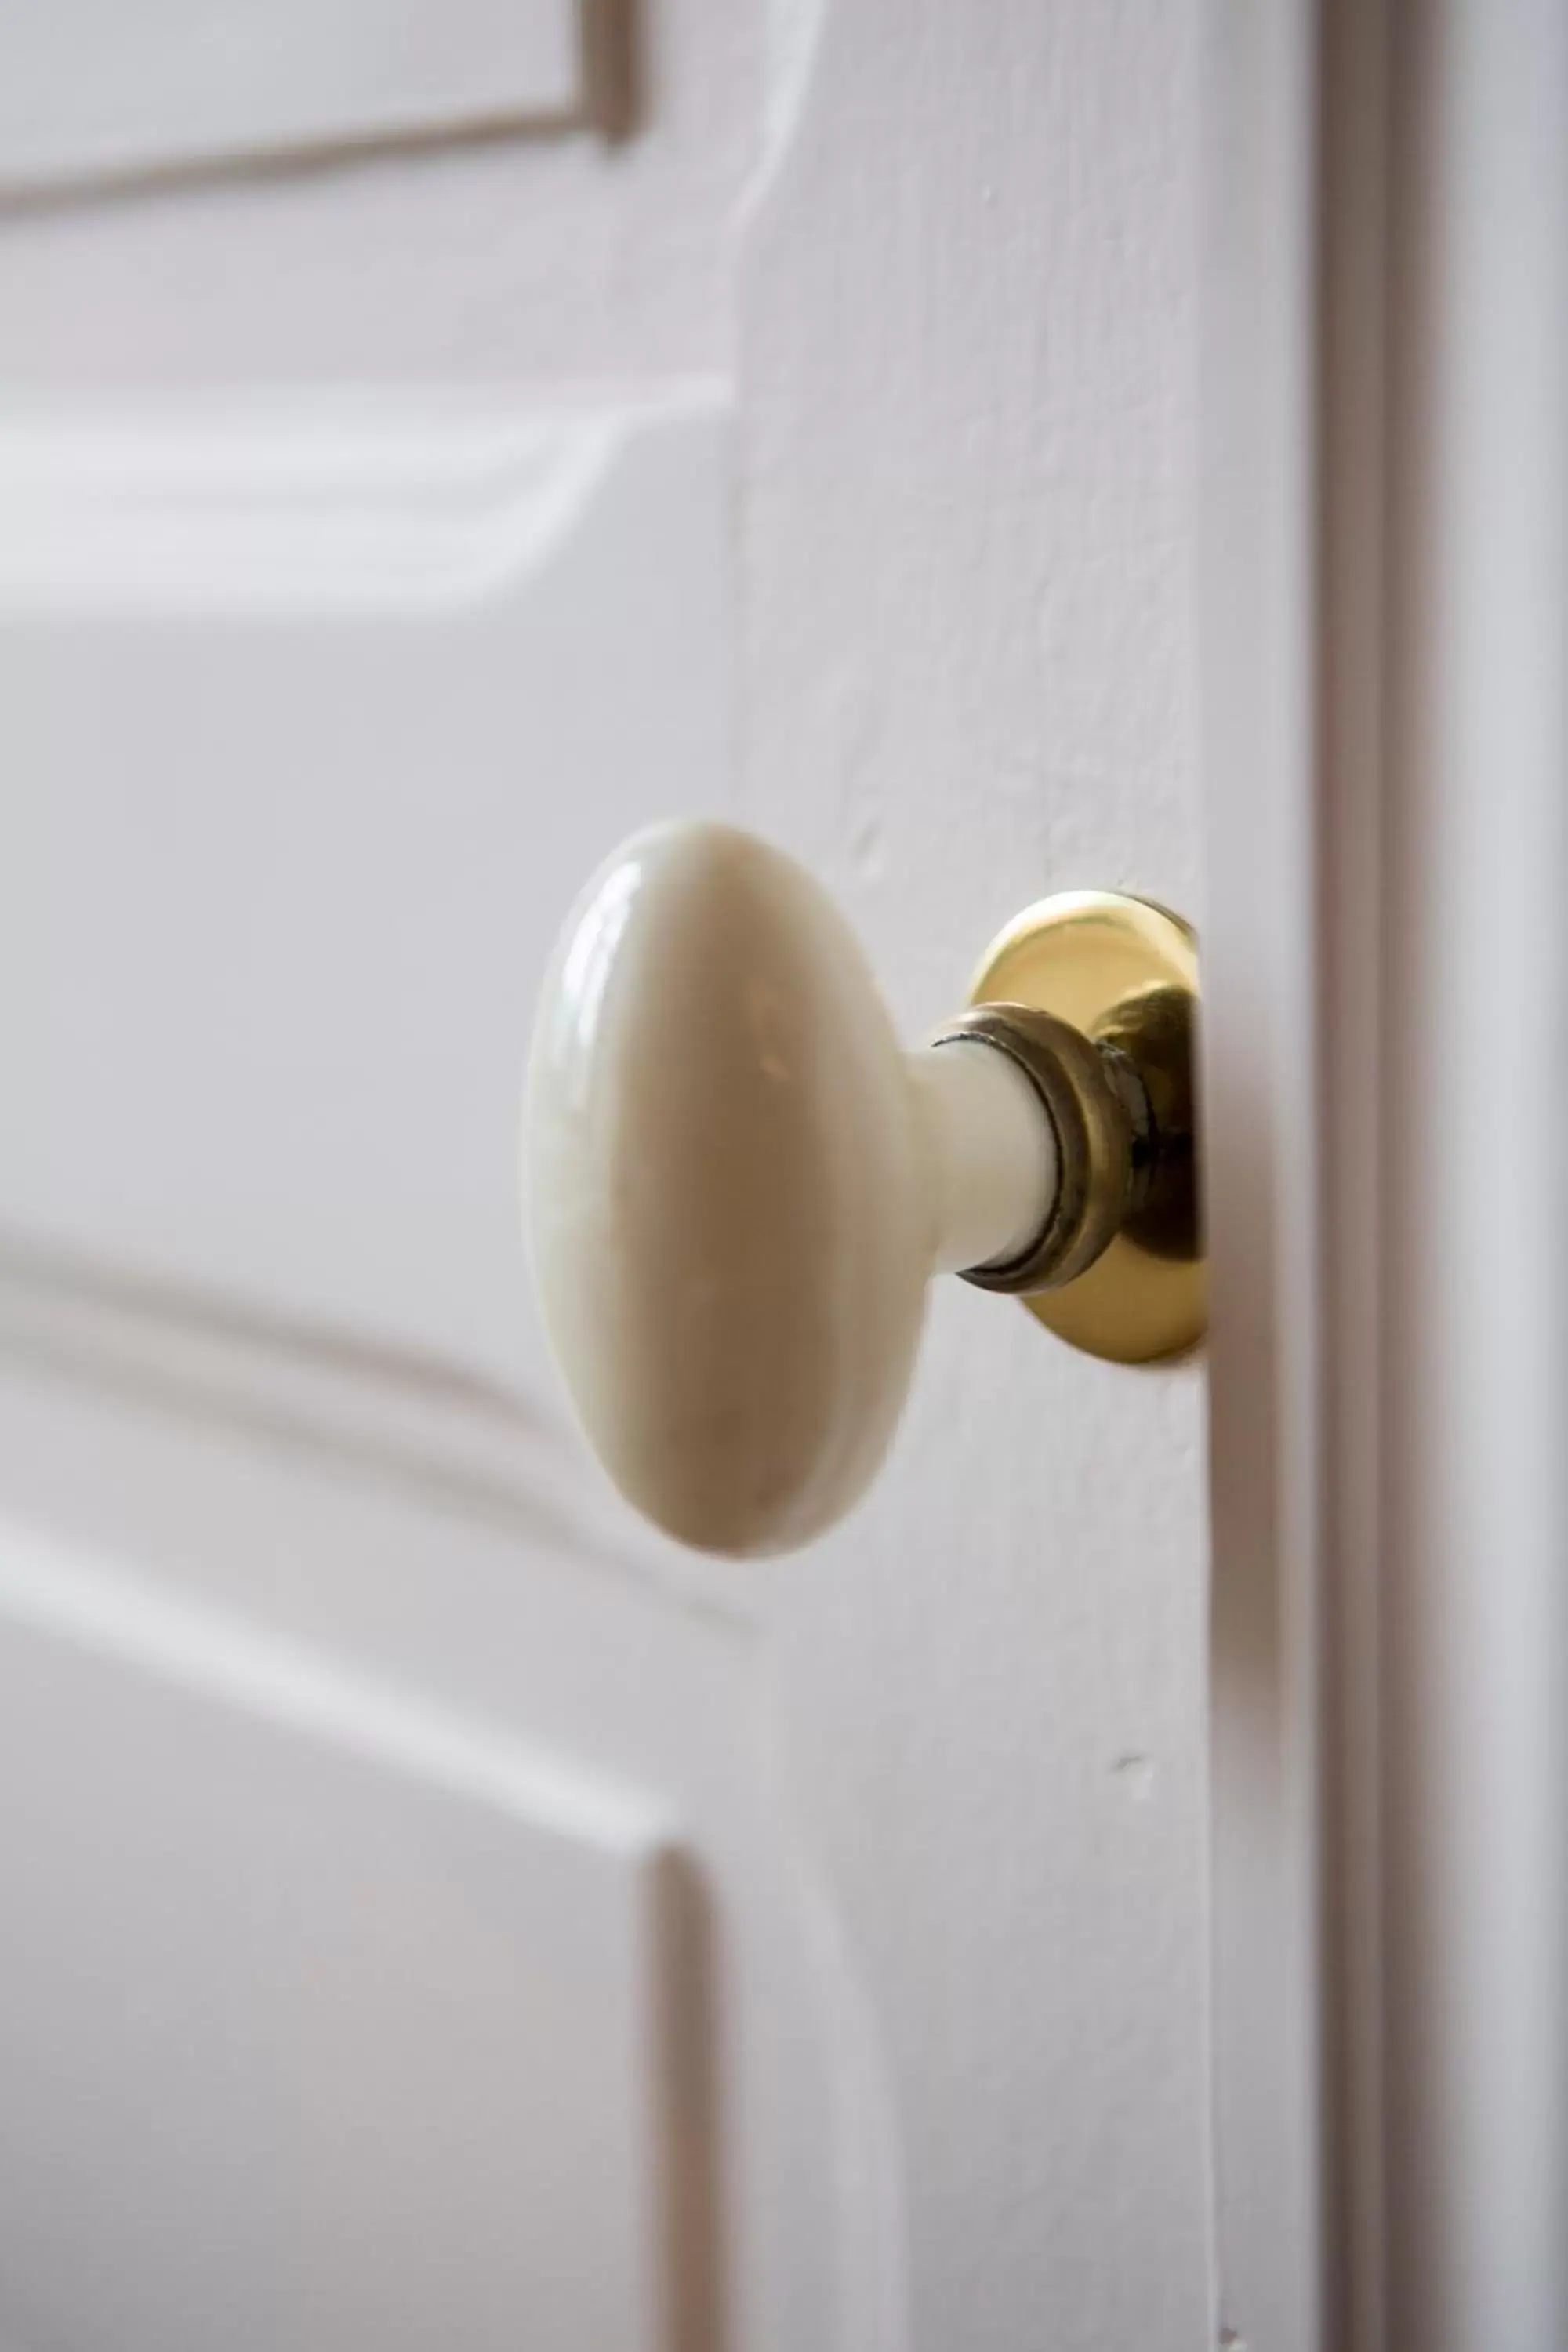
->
0, 5, 1290, 2348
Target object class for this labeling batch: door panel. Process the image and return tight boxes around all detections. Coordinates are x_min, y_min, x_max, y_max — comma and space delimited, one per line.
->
0, 397, 728, 1398
0, 1329, 877, 2351
0, 1523, 681, 2352
0, 0, 592, 198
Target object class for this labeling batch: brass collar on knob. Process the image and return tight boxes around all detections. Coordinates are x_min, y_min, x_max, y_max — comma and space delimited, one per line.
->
931, 1004, 1146, 1295
934, 890, 1204, 1364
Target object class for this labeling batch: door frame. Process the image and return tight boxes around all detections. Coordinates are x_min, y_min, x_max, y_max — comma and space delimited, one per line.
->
1204, 3, 1568, 2346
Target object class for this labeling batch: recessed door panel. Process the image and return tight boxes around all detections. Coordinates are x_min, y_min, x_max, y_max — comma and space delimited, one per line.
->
0, 1524, 697, 2352
0, 399, 730, 1403
0, 0, 590, 194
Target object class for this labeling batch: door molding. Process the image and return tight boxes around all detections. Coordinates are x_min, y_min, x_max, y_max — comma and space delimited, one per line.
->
1377, 3, 1568, 2345
1206, 3, 1568, 2347
0, 0, 637, 210
0, 388, 735, 1425
0, 1229, 738, 1621
0, 392, 724, 612
1201, 4, 1323, 2344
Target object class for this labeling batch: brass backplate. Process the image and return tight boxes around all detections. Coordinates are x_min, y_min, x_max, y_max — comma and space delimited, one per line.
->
970, 890, 1205, 1363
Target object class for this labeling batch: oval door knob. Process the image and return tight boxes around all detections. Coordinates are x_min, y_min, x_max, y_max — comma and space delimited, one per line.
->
524, 821, 1203, 1557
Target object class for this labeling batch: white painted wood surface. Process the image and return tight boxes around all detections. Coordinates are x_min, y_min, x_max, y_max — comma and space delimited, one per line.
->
1206, 8, 1568, 2350
0, 5, 1221, 2348
0, 1519, 677, 2352
1200, 5, 1322, 2347
1377, 3, 1568, 2343
0, 0, 587, 197
0, 1305, 875, 2352
739, 7, 1212, 2343
0, 395, 731, 1394
0, 0, 752, 383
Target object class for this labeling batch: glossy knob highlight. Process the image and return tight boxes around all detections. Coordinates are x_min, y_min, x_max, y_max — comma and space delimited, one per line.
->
524, 821, 1203, 1556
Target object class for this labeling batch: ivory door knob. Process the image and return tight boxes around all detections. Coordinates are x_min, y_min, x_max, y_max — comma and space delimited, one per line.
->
524, 821, 1202, 1557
